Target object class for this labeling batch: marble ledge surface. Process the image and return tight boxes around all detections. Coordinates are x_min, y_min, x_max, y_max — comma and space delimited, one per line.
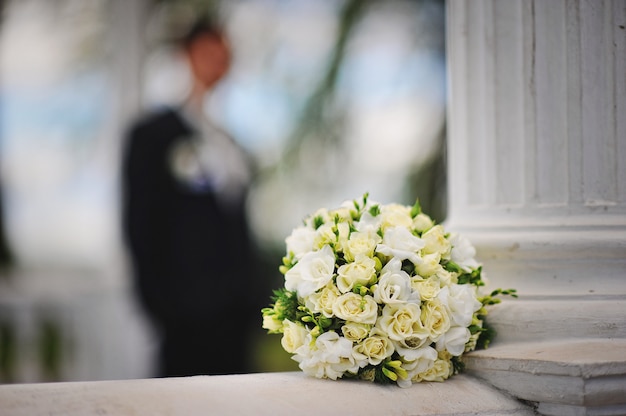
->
0, 372, 534, 416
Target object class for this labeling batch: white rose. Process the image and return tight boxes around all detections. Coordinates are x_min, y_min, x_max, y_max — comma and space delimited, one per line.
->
379, 203, 413, 230
336, 256, 377, 293
421, 225, 451, 258
344, 231, 379, 262
449, 232, 480, 272
412, 213, 434, 233
352, 328, 394, 366
435, 325, 471, 356
293, 331, 359, 380
280, 320, 309, 353
376, 226, 425, 265
285, 226, 317, 260
332, 293, 378, 324
420, 299, 451, 342
285, 245, 336, 297
377, 303, 429, 342
373, 258, 419, 304
305, 282, 341, 318
437, 284, 482, 327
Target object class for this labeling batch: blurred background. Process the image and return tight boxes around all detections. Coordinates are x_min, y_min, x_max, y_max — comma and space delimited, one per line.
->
0, 0, 446, 382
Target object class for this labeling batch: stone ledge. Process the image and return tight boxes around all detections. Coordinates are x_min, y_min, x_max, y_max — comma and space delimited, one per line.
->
0, 372, 534, 416
464, 339, 626, 416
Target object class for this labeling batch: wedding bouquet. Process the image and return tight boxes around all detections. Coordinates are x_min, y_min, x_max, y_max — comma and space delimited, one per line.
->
261, 194, 515, 387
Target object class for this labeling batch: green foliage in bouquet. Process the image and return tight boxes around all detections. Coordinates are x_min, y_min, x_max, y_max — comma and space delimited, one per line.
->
261, 194, 516, 387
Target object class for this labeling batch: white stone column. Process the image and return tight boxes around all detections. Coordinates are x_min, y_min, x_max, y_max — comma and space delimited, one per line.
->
446, 1, 626, 414
446, 0, 626, 298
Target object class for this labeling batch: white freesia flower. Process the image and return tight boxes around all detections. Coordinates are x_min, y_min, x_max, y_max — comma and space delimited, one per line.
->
373, 258, 419, 304
437, 284, 482, 328
449, 232, 480, 272
355, 211, 382, 235
293, 331, 359, 380
396, 345, 438, 388
304, 208, 331, 227
376, 226, 425, 265
435, 325, 471, 356
262, 314, 283, 333
285, 245, 336, 297
285, 226, 317, 260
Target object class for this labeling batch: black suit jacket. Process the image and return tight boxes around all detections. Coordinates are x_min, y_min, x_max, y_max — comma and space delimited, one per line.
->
121, 107, 257, 330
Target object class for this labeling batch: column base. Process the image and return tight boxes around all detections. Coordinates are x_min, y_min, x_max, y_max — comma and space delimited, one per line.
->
464, 339, 626, 416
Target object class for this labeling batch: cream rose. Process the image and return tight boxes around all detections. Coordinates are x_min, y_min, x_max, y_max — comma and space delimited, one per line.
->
379, 203, 413, 230
285, 244, 335, 297
420, 299, 451, 342
332, 293, 378, 324
421, 225, 451, 257
280, 320, 309, 353
414, 252, 442, 278
341, 322, 371, 342
377, 303, 429, 342
414, 357, 453, 382
411, 277, 441, 301
336, 256, 377, 293
343, 231, 379, 262
305, 282, 341, 317
313, 223, 339, 251
412, 213, 434, 233
352, 328, 394, 366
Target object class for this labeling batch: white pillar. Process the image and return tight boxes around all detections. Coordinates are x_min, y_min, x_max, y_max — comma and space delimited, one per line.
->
446, 1, 626, 414
446, 0, 626, 298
